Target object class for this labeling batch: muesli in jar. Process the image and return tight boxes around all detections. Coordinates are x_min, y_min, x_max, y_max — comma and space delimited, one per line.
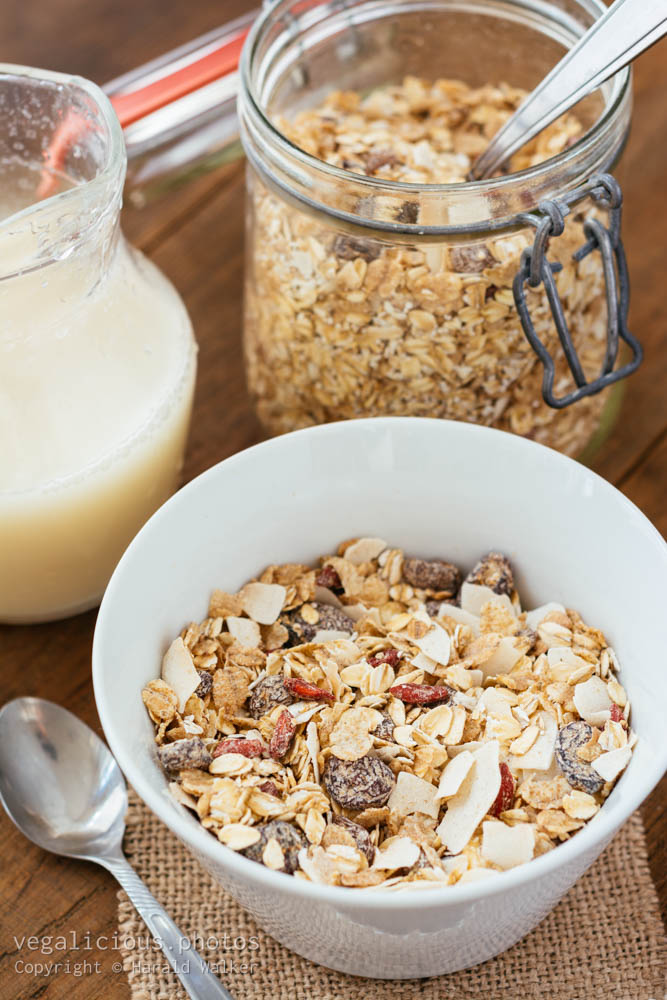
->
142, 538, 635, 888
244, 77, 613, 456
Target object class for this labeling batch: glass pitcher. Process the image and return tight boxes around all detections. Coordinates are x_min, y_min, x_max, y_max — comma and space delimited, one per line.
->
0, 65, 197, 623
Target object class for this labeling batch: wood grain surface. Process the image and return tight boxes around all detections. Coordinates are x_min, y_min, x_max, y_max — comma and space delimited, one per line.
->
0, 3, 665, 997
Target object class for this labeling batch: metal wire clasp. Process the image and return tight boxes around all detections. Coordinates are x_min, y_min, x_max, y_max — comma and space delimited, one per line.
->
513, 173, 643, 409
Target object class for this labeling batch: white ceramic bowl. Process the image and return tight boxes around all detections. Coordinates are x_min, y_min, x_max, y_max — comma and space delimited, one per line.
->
93, 418, 667, 979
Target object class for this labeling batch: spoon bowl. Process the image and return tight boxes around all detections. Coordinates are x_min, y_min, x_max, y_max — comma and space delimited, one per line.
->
0, 697, 127, 859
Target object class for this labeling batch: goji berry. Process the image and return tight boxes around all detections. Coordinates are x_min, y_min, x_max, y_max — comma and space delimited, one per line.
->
388, 682, 451, 705
284, 677, 335, 701
368, 648, 401, 668
212, 737, 265, 759
269, 709, 296, 760
489, 762, 515, 817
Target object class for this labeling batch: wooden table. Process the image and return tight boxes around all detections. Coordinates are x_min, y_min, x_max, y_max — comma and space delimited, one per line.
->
0, 2, 665, 996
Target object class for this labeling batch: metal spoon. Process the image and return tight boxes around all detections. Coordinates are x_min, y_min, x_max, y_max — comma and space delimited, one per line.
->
471, 0, 667, 180
0, 697, 234, 1000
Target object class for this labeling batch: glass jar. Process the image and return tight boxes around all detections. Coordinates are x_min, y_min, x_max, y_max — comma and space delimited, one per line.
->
238, 0, 635, 456
0, 66, 197, 623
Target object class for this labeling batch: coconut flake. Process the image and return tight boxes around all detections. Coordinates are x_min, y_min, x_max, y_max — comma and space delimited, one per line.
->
343, 537, 388, 565
387, 771, 439, 819
547, 646, 591, 682
435, 603, 481, 635
460, 583, 516, 618
314, 585, 345, 608
509, 710, 557, 771
413, 623, 451, 666
372, 836, 420, 870
305, 720, 320, 783
591, 745, 632, 782
226, 616, 261, 648
411, 651, 439, 673
480, 636, 524, 678
161, 637, 200, 712
240, 582, 286, 625
573, 676, 613, 726
436, 751, 474, 800
524, 602, 566, 629
313, 629, 352, 643
436, 740, 501, 854
481, 821, 536, 869
477, 688, 515, 720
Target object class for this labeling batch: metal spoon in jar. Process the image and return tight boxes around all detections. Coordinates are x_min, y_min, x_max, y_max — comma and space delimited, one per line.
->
0, 697, 235, 1000
470, 0, 667, 180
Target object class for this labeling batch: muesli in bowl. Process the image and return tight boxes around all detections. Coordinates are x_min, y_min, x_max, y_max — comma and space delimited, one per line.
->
143, 539, 635, 888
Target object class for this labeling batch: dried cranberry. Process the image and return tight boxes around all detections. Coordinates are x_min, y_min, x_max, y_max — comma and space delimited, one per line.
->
368, 648, 401, 668
389, 683, 451, 705
489, 763, 514, 817
284, 677, 335, 701
213, 738, 265, 759
269, 710, 296, 760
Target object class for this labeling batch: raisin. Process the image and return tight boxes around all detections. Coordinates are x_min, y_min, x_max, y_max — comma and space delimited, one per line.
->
403, 557, 461, 596
555, 721, 605, 794
316, 565, 342, 590
465, 552, 514, 596
518, 626, 539, 652
389, 683, 452, 705
333, 815, 375, 863
368, 648, 401, 668
282, 602, 356, 644
248, 675, 294, 719
269, 710, 296, 760
213, 737, 265, 759
371, 711, 395, 742
489, 763, 514, 817
610, 704, 623, 723
258, 780, 280, 797
323, 755, 395, 810
449, 244, 495, 273
242, 820, 306, 874
194, 670, 213, 699
158, 738, 212, 773
363, 150, 399, 174
283, 677, 335, 702
332, 234, 380, 263
395, 200, 419, 224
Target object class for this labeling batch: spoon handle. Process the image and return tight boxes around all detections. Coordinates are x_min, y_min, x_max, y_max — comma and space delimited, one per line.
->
102, 855, 236, 1000
472, 0, 667, 179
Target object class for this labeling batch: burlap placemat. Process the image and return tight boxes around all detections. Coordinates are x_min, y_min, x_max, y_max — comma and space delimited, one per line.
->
118, 791, 666, 1000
